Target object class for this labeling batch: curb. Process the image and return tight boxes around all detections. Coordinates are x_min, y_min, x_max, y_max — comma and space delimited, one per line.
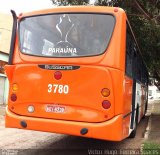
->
144, 115, 151, 139
144, 102, 153, 140
141, 102, 153, 151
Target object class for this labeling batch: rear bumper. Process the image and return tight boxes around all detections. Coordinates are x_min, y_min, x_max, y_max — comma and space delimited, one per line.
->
5, 107, 124, 141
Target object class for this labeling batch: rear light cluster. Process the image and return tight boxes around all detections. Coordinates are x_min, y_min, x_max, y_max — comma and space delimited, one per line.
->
101, 88, 111, 109
10, 83, 18, 102
10, 83, 35, 114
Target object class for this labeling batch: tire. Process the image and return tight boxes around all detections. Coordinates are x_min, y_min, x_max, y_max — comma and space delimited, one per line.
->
129, 107, 139, 138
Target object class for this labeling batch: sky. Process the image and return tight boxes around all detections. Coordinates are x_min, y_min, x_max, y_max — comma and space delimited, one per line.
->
0, 0, 96, 15
0, 0, 54, 15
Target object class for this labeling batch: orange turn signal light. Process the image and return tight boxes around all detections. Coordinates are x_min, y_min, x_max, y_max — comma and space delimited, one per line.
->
12, 83, 18, 91
101, 88, 110, 97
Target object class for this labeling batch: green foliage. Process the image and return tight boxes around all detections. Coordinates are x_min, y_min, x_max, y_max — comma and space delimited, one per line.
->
51, 0, 89, 6
94, 0, 120, 6
142, 142, 160, 155
119, 0, 160, 86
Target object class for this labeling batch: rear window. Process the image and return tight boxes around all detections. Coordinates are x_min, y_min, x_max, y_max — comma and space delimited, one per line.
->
19, 13, 115, 57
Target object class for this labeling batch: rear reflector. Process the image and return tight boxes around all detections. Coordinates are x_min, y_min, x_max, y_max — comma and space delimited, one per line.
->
28, 105, 35, 113
54, 71, 62, 80
102, 100, 111, 109
114, 7, 119, 12
11, 94, 17, 102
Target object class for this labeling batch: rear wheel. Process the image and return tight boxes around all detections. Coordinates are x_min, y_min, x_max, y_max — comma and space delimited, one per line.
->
129, 107, 139, 138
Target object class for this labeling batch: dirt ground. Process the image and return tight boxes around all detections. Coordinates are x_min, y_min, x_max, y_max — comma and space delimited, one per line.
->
0, 105, 149, 155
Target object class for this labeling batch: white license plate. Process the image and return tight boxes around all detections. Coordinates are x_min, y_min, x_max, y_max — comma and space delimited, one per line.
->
46, 105, 65, 113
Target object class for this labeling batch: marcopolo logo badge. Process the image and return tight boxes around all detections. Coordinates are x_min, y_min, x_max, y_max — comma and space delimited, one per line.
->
45, 65, 73, 70
38, 65, 80, 70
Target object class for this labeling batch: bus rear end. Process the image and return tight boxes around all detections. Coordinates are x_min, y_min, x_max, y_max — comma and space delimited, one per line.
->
5, 6, 128, 141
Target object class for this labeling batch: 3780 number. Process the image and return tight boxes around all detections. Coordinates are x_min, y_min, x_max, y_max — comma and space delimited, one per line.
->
48, 84, 69, 94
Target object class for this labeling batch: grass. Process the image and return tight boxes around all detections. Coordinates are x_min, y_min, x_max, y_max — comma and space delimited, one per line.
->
142, 142, 160, 155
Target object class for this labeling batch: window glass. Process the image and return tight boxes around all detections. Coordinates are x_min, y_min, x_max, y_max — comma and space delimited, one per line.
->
19, 14, 115, 57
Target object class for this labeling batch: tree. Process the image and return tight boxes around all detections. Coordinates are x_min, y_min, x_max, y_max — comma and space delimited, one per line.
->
119, 0, 160, 88
51, 0, 160, 88
51, 0, 89, 6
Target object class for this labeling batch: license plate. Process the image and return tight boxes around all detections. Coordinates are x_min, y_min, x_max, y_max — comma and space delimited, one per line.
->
46, 105, 65, 113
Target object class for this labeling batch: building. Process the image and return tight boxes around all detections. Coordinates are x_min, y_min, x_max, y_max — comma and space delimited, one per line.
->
0, 13, 12, 104
148, 85, 160, 100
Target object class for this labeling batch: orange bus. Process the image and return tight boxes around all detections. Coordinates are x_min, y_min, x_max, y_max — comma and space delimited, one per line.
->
5, 6, 148, 141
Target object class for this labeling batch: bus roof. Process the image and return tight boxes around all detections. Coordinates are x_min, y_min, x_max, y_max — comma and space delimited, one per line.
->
18, 6, 126, 18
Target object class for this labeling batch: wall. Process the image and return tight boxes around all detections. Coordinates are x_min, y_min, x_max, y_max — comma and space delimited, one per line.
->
0, 13, 12, 104
0, 13, 12, 53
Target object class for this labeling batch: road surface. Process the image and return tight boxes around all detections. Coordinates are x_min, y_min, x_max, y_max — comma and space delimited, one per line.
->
0, 105, 150, 155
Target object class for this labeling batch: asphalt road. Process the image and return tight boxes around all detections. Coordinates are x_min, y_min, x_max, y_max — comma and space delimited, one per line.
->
0, 105, 149, 155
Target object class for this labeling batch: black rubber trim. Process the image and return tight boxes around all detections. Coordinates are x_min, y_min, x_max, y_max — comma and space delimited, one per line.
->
8, 10, 17, 65
123, 112, 132, 118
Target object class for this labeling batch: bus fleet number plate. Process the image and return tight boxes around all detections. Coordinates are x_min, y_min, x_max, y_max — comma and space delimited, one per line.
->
46, 105, 65, 113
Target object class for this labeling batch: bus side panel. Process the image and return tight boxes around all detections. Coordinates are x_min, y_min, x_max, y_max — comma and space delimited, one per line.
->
130, 82, 146, 132
123, 76, 133, 137
109, 69, 131, 138
135, 82, 142, 123
124, 76, 133, 116
110, 69, 124, 115
136, 83, 146, 122
109, 71, 133, 138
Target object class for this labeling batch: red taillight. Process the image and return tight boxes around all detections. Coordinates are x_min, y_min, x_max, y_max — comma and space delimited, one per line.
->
102, 100, 111, 109
54, 71, 62, 80
11, 94, 17, 102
